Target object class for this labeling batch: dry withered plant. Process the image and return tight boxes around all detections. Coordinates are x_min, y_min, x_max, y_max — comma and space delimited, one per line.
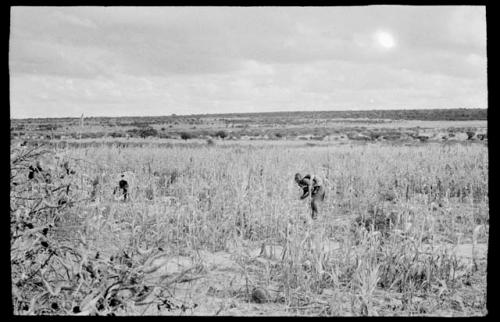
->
10, 145, 162, 315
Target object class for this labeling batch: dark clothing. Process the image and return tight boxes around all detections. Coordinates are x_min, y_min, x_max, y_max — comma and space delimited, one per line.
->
119, 180, 129, 200
295, 174, 325, 219
297, 175, 325, 198
119, 180, 128, 190
296, 175, 312, 198
114, 179, 129, 200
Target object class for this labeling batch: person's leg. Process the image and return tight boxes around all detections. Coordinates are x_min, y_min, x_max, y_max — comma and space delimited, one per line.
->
310, 185, 325, 219
311, 199, 319, 219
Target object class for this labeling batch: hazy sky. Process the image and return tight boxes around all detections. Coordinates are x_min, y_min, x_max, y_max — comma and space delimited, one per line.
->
9, 6, 487, 118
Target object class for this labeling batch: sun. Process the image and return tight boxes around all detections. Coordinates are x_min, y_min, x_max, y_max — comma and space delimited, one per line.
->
374, 30, 396, 49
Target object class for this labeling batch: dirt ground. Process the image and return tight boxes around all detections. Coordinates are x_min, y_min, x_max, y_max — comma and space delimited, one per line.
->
109, 236, 487, 316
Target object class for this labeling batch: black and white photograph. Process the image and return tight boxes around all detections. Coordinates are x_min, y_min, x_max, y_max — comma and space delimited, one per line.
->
9, 6, 488, 316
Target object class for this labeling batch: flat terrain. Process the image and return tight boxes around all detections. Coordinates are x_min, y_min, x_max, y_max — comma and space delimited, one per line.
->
10, 108, 488, 316
11, 108, 487, 144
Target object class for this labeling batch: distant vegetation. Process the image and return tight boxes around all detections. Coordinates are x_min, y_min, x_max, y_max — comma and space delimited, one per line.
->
205, 108, 487, 121
11, 108, 487, 145
13, 108, 487, 124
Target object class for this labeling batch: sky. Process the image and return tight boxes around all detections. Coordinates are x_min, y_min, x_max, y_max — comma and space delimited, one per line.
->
9, 6, 487, 118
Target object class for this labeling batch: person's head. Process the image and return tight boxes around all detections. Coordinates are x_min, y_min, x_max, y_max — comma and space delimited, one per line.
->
119, 179, 128, 190
294, 173, 302, 183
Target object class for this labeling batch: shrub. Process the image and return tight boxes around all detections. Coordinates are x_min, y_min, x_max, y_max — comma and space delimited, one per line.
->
37, 124, 58, 131
215, 130, 228, 139
180, 132, 193, 140
477, 133, 486, 140
131, 121, 150, 128
138, 127, 158, 138
417, 135, 429, 142
109, 132, 124, 138
126, 127, 158, 138
11, 146, 95, 314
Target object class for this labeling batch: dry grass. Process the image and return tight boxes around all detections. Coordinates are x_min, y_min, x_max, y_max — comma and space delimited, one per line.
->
11, 142, 488, 316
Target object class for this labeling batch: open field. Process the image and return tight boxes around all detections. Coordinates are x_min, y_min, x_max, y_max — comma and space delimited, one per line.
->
10, 3, 488, 316
10, 113, 488, 315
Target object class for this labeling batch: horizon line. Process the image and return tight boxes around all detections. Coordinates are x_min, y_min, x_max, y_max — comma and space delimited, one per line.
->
10, 107, 487, 120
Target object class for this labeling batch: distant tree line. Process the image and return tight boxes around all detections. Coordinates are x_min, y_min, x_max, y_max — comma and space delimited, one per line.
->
204, 108, 487, 121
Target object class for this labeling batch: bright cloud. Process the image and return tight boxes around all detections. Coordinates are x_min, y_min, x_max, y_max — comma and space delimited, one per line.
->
9, 6, 487, 118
